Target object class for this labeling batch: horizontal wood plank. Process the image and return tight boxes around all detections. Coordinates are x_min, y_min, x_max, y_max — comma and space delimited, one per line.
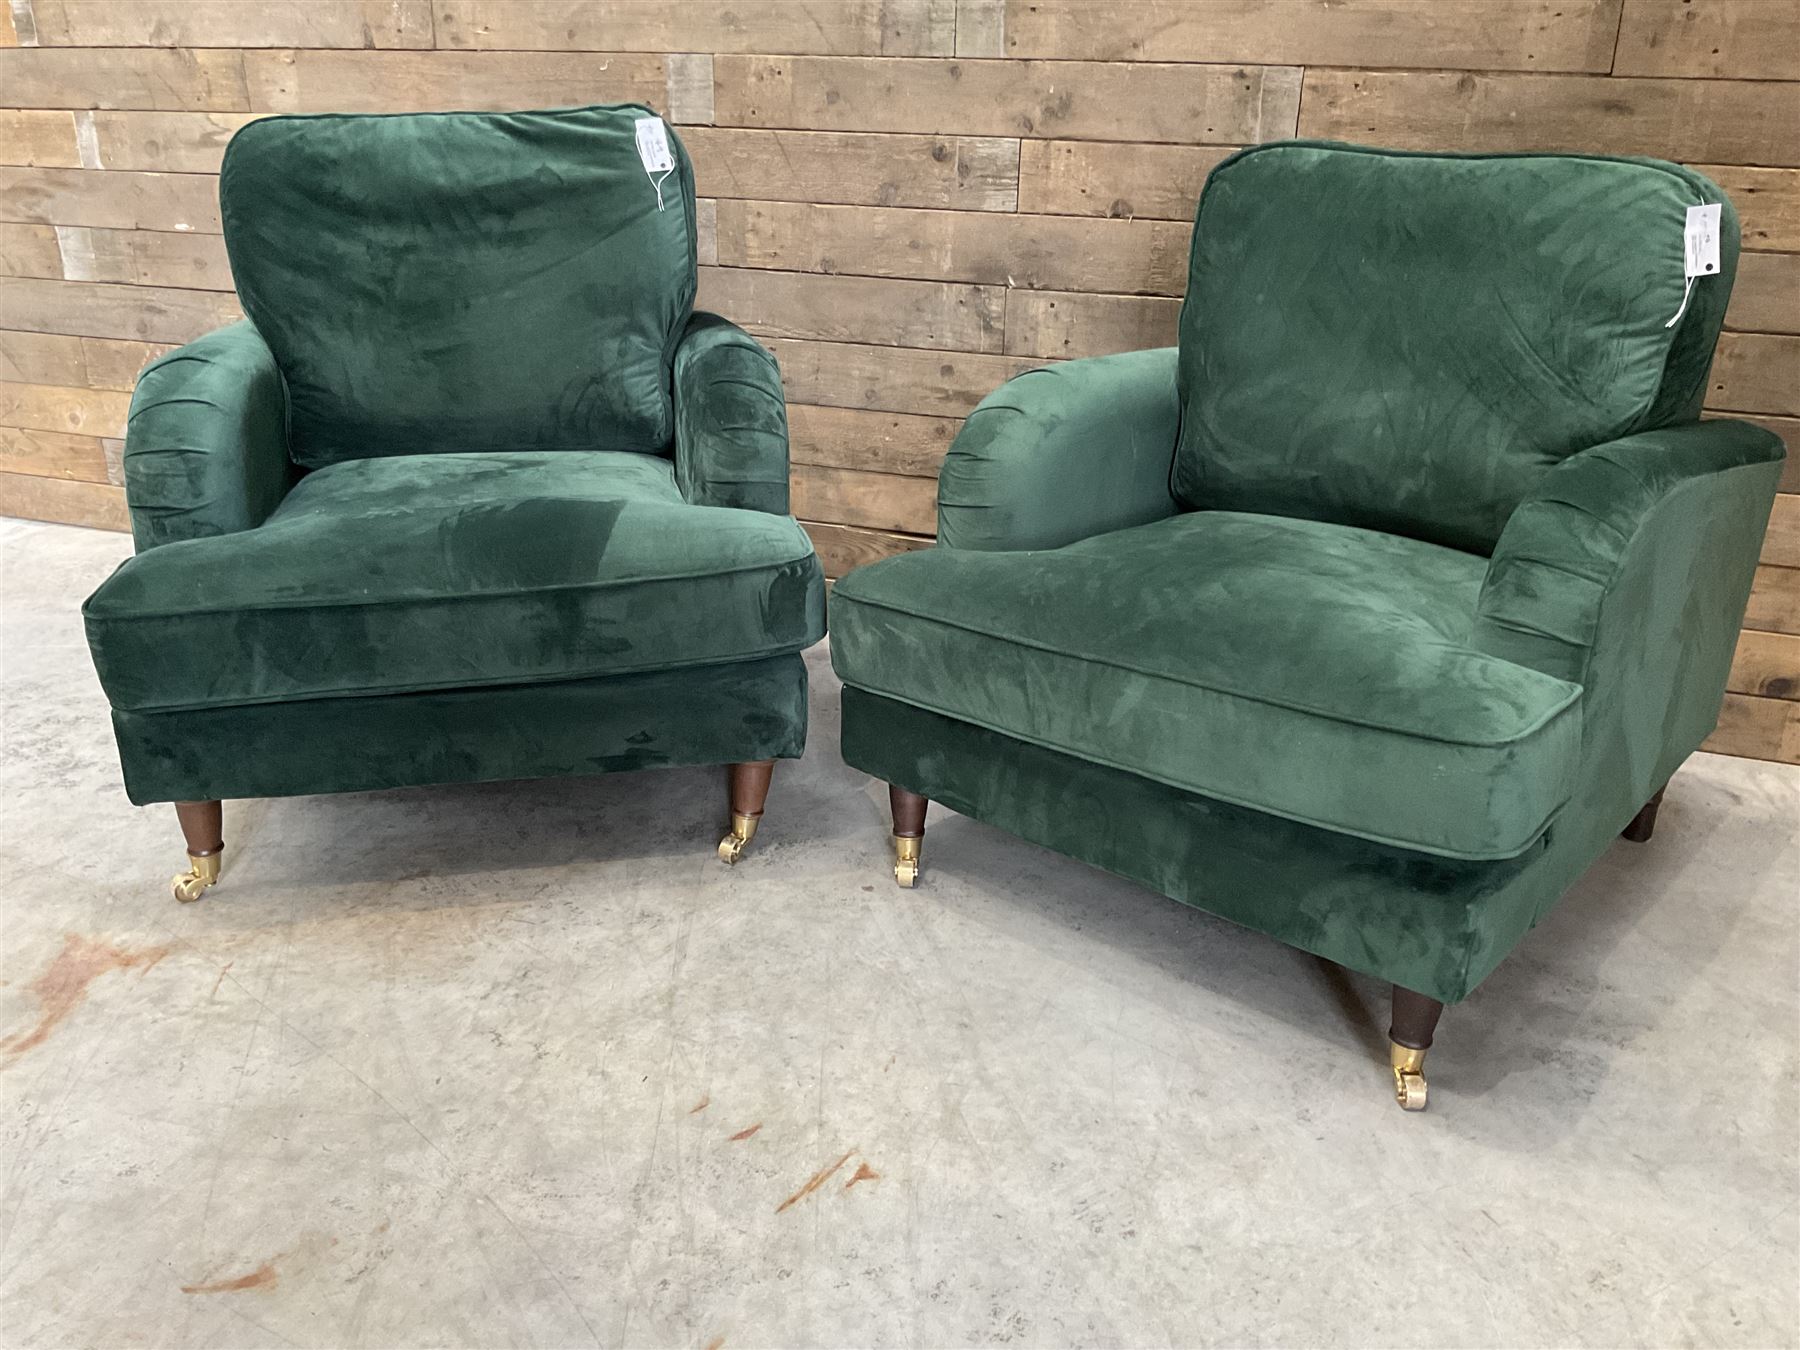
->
1711, 333, 1800, 418
699, 265, 1005, 352
1746, 565, 1800, 635
1002, 289, 1179, 360
241, 49, 669, 114
0, 329, 169, 389
0, 110, 81, 168
1697, 167, 1800, 254
1728, 253, 1800, 336
714, 55, 1302, 144
1763, 494, 1800, 570
0, 424, 113, 481
0, 469, 128, 530
0, 166, 221, 232
27, 0, 435, 48
1004, 0, 1622, 72
53, 224, 233, 289
788, 403, 958, 477
715, 199, 1190, 294
0, 47, 250, 111
0, 380, 133, 437
435, 0, 956, 56
0, 277, 240, 343
791, 462, 937, 534
1729, 629, 1800, 702
0, 223, 61, 278
685, 127, 1018, 212
1701, 691, 1800, 763
1018, 139, 1235, 221
799, 519, 931, 577
1299, 70, 1800, 168
1615, 0, 1800, 82
85, 111, 261, 173
766, 337, 1038, 418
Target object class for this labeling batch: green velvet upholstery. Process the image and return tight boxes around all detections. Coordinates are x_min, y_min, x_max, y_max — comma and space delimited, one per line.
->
222, 106, 696, 469
87, 105, 823, 814
86, 450, 822, 713
1175, 143, 1738, 554
832, 142, 1785, 1005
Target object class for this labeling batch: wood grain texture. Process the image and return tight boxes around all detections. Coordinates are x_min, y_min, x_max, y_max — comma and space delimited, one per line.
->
27, 0, 436, 48
1702, 692, 1800, 762
1729, 253, 1800, 336
0, 111, 81, 167
435, 0, 957, 56
0, 469, 128, 530
0, 47, 250, 110
1002, 289, 1178, 359
791, 463, 937, 534
242, 49, 668, 114
788, 403, 958, 476
765, 338, 1038, 418
1615, 0, 1800, 82
800, 519, 931, 577
52, 224, 233, 289
0, 223, 61, 278
715, 199, 1190, 294
1018, 140, 1238, 220
83, 111, 262, 173
1004, 0, 1623, 72
1762, 494, 1800, 571
1711, 334, 1800, 418
1729, 630, 1800, 701
0, 166, 221, 232
0, 380, 133, 437
1746, 566, 1800, 636
1300, 70, 1800, 168
0, 330, 170, 389
715, 56, 1302, 144
1697, 167, 1800, 253
0, 276, 240, 343
685, 128, 1019, 211
0, 424, 112, 481
699, 265, 1005, 352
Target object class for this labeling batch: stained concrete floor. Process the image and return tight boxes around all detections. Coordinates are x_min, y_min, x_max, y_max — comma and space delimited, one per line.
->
1, 515, 1797, 1349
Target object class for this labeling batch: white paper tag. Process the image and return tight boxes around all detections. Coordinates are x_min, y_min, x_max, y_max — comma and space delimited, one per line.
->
635, 116, 674, 174
1684, 203, 1721, 280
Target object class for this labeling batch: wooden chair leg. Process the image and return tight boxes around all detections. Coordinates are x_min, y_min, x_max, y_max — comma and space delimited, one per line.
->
717, 760, 775, 864
889, 784, 927, 888
171, 800, 224, 903
1620, 787, 1665, 843
1388, 984, 1444, 1113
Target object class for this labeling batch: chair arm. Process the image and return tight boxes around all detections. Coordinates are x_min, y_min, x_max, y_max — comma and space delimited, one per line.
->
937, 348, 1181, 551
1472, 419, 1785, 793
671, 312, 790, 514
122, 321, 293, 552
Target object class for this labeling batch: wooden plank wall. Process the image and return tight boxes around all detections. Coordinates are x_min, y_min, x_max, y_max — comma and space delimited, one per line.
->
0, 0, 1796, 762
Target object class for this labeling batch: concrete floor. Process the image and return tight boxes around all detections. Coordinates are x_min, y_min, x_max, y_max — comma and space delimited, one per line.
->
1, 515, 1796, 1349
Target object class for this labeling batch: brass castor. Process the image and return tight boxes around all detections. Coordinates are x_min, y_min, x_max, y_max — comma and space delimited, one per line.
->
717, 811, 760, 864
172, 850, 221, 903
1391, 1041, 1428, 1111
892, 834, 921, 888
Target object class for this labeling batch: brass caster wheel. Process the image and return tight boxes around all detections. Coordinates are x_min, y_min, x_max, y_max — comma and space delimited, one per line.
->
1391, 1042, 1428, 1112
171, 850, 221, 903
717, 812, 759, 865
892, 834, 921, 889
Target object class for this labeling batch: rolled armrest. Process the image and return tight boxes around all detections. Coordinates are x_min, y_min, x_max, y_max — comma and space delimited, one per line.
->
672, 312, 789, 514
122, 321, 292, 552
936, 348, 1181, 551
1473, 419, 1784, 797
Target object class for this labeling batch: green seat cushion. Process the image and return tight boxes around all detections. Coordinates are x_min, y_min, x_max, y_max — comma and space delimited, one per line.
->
221, 105, 696, 470
1174, 143, 1737, 553
830, 512, 1581, 860
85, 451, 824, 712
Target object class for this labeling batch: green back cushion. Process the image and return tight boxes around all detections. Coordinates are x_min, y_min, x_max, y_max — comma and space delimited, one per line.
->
1173, 143, 1737, 553
221, 105, 697, 470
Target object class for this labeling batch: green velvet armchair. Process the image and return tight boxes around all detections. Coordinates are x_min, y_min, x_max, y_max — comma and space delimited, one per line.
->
830, 142, 1786, 1110
83, 106, 825, 900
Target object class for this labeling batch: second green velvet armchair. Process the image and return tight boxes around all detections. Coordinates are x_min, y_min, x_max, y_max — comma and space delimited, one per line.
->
83, 105, 825, 900
830, 142, 1786, 1111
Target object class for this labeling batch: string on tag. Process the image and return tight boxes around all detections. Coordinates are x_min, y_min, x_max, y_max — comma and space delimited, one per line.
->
651, 166, 674, 212
1664, 275, 1695, 329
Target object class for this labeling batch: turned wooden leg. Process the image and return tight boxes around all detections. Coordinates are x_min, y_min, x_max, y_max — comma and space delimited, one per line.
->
717, 760, 775, 864
1620, 787, 1666, 843
171, 800, 223, 903
1388, 984, 1444, 1113
889, 784, 927, 888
